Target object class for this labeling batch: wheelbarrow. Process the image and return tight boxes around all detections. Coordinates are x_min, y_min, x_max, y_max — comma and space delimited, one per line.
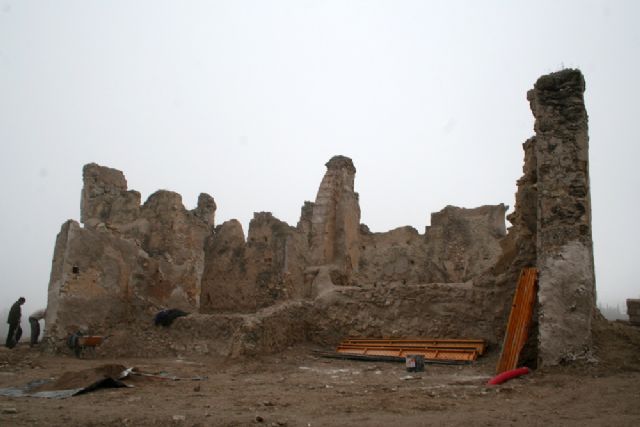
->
67, 333, 110, 358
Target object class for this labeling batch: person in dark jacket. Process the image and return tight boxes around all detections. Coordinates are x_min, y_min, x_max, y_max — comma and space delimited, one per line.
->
5, 297, 25, 348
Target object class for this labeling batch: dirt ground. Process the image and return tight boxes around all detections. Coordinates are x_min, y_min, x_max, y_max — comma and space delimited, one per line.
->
1, 319, 639, 427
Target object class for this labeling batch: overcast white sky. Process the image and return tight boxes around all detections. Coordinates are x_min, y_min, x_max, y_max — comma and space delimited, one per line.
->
1, 1, 639, 317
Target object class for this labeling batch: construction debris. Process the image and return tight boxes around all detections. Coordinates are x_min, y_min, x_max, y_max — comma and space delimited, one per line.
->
487, 367, 531, 386
405, 354, 425, 372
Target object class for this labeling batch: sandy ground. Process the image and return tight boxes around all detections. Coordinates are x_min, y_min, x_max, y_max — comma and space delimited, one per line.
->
1, 321, 639, 426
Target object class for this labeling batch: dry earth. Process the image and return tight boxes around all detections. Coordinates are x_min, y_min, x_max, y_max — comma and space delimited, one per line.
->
1, 319, 639, 427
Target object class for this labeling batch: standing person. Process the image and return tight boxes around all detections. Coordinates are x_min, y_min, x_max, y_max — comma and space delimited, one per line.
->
28, 308, 46, 347
5, 297, 25, 348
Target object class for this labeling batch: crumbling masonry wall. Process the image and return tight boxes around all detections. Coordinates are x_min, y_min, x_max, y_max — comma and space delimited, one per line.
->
528, 70, 596, 365
308, 155, 361, 273
200, 213, 309, 314
45, 70, 596, 366
493, 69, 596, 367
46, 164, 216, 340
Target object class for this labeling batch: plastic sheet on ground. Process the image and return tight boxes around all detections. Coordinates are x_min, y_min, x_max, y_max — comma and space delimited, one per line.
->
0, 364, 131, 399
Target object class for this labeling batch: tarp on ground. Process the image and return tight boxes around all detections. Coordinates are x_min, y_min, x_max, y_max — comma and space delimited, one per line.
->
0, 364, 131, 399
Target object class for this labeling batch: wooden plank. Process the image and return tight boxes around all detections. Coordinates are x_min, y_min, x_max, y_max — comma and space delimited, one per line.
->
337, 345, 477, 353
312, 350, 472, 365
337, 346, 478, 361
339, 338, 486, 355
336, 338, 486, 362
337, 342, 485, 355
496, 267, 538, 374
342, 339, 486, 346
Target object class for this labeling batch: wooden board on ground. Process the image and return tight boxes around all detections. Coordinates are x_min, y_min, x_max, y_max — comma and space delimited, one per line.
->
336, 338, 487, 362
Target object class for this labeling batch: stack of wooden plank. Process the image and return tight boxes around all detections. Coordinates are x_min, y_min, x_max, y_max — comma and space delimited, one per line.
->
495, 267, 538, 374
336, 338, 486, 362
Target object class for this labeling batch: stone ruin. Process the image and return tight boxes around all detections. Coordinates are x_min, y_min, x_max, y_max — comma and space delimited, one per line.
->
627, 300, 640, 326
44, 69, 596, 367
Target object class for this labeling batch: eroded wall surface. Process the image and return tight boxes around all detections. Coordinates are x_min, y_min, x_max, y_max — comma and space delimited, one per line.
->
309, 155, 361, 273
200, 213, 309, 313
46, 70, 597, 364
495, 69, 596, 367
528, 70, 596, 365
356, 205, 506, 286
46, 164, 215, 339
46, 220, 148, 340
627, 300, 640, 326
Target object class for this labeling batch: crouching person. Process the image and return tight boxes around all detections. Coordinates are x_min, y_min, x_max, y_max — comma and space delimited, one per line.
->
29, 308, 46, 347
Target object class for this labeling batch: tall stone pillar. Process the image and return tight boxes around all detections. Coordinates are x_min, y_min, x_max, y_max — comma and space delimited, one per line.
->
529, 69, 596, 365
309, 156, 361, 273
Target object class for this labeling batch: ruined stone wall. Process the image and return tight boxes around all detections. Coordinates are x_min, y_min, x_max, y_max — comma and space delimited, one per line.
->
529, 69, 596, 365
133, 190, 212, 307
494, 69, 596, 367
627, 299, 640, 326
357, 226, 426, 286
80, 163, 141, 228
306, 283, 508, 347
491, 135, 541, 366
45, 70, 597, 362
497, 136, 538, 276
355, 204, 506, 287
45, 220, 149, 340
422, 205, 506, 283
200, 212, 309, 314
199, 220, 249, 312
46, 165, 216, 340
309, 156, 361, 273
46, 155, 512, 350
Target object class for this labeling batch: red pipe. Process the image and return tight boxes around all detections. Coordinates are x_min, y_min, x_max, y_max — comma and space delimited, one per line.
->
487, 367, 531, 385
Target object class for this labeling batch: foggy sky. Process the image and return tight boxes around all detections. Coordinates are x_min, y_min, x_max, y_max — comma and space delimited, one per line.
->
1, 1, 639, 318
